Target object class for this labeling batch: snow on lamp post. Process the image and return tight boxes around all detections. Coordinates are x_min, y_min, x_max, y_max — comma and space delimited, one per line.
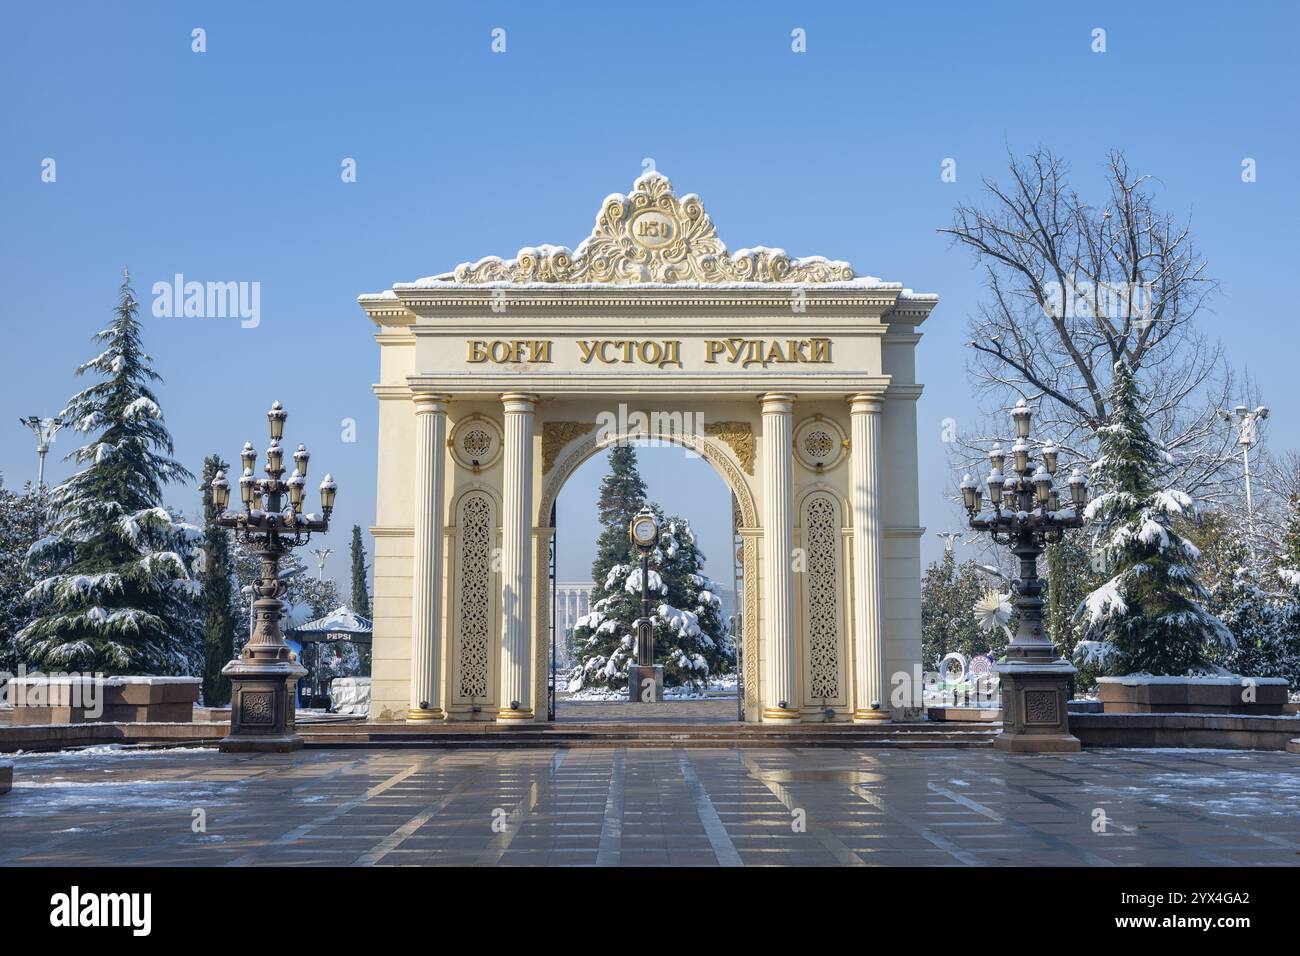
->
960, 398, 1088, 753
627, 506, 663, 702
19, 416, 64, 489
211, 401, 338, 753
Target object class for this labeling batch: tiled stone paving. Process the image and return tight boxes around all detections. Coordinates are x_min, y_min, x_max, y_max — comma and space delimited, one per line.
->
1, 746, 1297, 866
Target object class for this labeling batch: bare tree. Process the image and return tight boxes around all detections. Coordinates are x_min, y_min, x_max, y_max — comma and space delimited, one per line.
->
941, 148, 1242, 500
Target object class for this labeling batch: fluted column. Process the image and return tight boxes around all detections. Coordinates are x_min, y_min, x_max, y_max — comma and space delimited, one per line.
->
760, 393, 800, 721
408, 392, 449, 721
498, 392, 538, 721
850, 393, 889, 722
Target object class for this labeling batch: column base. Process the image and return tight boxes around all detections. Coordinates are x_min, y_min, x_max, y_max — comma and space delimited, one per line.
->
762, 706, 801, 722
852, 708, 891, 723
496, 707, 535, 722
995, 658, 1081, 754
406, 707, 445, 722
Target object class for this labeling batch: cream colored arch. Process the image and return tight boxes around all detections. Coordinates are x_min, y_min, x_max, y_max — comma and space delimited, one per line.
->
537, 429, 758, 530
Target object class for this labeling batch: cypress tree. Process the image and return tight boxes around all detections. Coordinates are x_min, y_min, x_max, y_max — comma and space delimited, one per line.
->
200, 454, 236, 704
349, 524, 371, 618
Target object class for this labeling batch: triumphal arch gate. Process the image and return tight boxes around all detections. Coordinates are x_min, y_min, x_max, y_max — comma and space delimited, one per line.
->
358, 171, 936, 723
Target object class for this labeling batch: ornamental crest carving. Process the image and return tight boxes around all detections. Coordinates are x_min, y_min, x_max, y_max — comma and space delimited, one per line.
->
703, 421, 755, 475
542, 421, 596, 473
450, 171, 855, 285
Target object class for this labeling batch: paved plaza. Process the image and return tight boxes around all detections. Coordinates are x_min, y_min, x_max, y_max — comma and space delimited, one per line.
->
2, 745, 1298, 866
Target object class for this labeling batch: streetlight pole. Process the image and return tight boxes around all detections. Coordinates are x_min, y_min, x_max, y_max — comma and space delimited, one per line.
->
627, 506, 662, 703
935, 531, 963, 553
19, 416, 64, 488
959, 399, 1089, 753
309, 547, 334, 582
210, 401, 338, 753
1218, 404, 1268, 549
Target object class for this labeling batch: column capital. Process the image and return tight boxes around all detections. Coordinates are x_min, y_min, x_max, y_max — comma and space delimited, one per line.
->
759, 392, 797, 412
848, 392, 885, 414
500, 392, 540, 413
412, 391, 451, 412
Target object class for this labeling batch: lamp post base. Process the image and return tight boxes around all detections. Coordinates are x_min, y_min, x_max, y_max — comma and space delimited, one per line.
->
219, 659, 307, 754
994, 658, 1081, 753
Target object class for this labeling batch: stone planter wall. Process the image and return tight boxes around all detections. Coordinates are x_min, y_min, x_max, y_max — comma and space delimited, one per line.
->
9, 677, 201, 725
1072, 712, 1300, 751
1097, 676, 1289, 715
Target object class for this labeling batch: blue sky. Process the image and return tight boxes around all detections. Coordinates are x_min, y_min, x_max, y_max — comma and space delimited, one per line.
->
2, 1, 1297, 586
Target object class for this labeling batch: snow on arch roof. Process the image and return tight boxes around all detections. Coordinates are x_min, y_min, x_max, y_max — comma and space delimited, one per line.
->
358, 170, 938, 298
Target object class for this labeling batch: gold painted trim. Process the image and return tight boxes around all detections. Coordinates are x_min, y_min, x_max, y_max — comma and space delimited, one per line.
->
762, 707, 802, 721
542, 421, 596, 473
495, 708, 534, 721
406, 707, 445, 722
703, 421, 754, 475
853, 708, 891, 722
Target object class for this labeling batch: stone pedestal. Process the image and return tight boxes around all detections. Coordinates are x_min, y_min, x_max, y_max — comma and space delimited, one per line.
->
1097, 676, 1290, 715
220, 663, 306, 753
10, 676, 201, 725
994, 660, 1081, 753
627, 664, 665, 703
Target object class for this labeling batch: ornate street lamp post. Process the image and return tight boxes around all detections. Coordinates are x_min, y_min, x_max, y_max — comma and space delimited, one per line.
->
211, 401, 338, 753
960, 399, 1088, 753
627, 506, 663, 702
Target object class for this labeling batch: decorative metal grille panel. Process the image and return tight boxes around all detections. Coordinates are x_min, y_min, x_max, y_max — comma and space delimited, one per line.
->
457, 494, 492, 700
805, 495, 840, 700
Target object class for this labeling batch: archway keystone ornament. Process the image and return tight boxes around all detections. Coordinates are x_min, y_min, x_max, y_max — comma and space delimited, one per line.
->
358, 170, 938, 723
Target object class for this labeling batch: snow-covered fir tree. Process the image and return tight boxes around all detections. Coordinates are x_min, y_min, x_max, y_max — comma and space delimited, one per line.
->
1194, 512, 1300, 682
0, 482, 49, 674
1074, 361, 1233, 675
591, 445, 648, 577
571, 510, 732, 690
18, 273, 204, 674
569, 446, 731, 690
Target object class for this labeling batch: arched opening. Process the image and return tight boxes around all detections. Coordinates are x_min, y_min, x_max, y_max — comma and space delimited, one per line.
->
547, 437, 746, 722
